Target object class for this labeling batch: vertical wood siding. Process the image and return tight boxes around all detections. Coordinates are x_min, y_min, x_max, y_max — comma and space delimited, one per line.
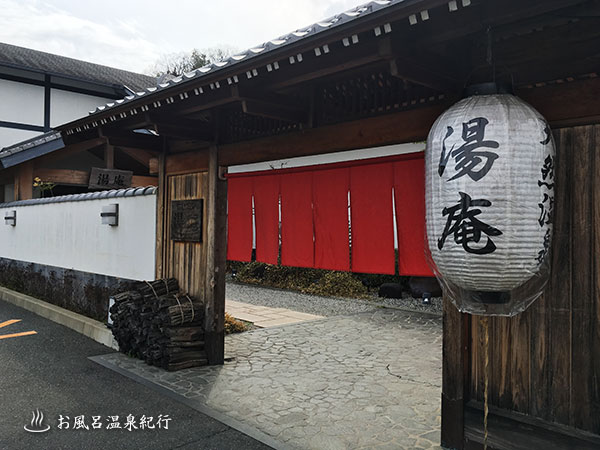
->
469, 125, 600, 434
161, 172, 208, 301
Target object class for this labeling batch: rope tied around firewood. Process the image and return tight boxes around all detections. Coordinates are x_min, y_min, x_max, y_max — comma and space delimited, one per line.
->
109, 279, 207, 371
144, 280, 159, 299
172, 294, 185, 324
185, 294, 194, 322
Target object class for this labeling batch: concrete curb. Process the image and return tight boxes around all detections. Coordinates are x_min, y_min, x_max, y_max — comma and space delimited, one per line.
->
0, 286, 118, 350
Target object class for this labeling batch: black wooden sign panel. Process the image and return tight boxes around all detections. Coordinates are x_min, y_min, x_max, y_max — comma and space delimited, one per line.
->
171, 199, 204, 242
89, 167, 133, 190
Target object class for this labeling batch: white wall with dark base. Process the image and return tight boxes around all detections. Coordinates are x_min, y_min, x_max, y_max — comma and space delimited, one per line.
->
0, 192, 157, 281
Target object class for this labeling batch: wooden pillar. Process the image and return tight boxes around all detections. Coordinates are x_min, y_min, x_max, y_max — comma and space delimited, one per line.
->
15, 161, 33, 200
441, 295, 469, 449
204, 144, 227, 364
104, 143, 114, 169
155, 148, 167, 279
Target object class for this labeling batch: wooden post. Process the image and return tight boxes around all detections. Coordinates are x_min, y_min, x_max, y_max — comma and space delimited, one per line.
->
155, 148, 167, 279
204, 144, 227, 364
15, 161, 33, 200
441, 295, 469, 449
104, 143, 115, 169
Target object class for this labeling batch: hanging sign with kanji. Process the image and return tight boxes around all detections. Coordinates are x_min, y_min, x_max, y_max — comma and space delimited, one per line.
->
89, 168, 133, 190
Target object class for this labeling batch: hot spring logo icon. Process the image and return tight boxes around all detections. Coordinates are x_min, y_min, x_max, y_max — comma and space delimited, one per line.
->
24, 409, 50, 433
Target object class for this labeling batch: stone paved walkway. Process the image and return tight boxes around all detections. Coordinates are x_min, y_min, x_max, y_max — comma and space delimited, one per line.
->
226, 299, 323, 327
95, 308, 443, 449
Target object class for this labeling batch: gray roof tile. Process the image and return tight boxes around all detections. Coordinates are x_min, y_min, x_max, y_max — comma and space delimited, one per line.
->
0, 42, 157, 92
0, 186, 157, 208
70, 0, 402, 119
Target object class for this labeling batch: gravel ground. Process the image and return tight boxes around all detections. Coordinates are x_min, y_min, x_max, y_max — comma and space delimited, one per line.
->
225, 279, 442, 317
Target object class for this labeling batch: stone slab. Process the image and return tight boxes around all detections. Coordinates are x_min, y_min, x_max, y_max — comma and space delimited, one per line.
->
93, 308, 443, 449
226, 299, 324, 328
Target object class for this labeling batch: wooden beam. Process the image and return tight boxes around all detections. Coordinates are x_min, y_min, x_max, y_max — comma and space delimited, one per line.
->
104, 143, 114, 169
104, 132, 163, 152
119, 147, 159, 168
168, 138, 212, 154
517, 77, 600, 127
131, 175, 158, 187
151, 113, 213, 132
34, 168, 89, 186
164, 150, 209, 176
155, 148, 167, 279
390, 57, 462, 92
492, 19, 600, 69
172, 85, 242, 116
155, 78, 600, 175
15, 161, 33, 200
400, 0, 586, 49
218, 101, 452, 166
212, 77, 600, 167
154, 123, 213, 141
463, 19, 600, 87
149, 157, 159, 175
268, 36, 395, 92
241, 99, 307, 123
104, 113, 214, 142
35, 169, 157, 188
236, 86, 308, 123
32, 137, 107, 168
99, 111, 165, 132
204, 145, 225, 365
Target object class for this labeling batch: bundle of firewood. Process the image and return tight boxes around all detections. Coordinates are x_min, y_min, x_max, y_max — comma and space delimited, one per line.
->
109, 278, 207, 371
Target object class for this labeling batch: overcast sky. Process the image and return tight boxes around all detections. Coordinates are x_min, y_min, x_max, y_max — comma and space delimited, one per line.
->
1, 0, 361, 74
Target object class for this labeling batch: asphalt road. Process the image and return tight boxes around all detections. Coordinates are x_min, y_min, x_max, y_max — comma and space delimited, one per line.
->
0, 299, 271, 450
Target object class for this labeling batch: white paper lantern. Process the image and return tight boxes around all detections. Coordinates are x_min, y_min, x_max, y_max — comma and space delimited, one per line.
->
425, 91, 555, 315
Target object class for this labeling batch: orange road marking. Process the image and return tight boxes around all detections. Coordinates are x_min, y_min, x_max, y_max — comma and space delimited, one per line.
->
0, 319, 21, 329
0, 331, 37, 340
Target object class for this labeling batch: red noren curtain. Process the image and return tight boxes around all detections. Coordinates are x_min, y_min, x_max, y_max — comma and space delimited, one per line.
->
350, 163, 395, 274
227, 177, 253, 262
394, 157, 434, 276
253, 175, 280, 265
281, 172, 314, 268
313, 168, 350, 271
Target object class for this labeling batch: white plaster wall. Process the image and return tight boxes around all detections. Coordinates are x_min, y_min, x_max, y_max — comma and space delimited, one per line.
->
0, 194, 156, 281
0, 128, 41, 149
50, 89, 112, 127
0, 79, 44, 125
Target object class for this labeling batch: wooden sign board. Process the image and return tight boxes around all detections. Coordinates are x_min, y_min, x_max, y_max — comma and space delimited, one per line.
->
89, 167, 133, 190
171, 199, 204, 242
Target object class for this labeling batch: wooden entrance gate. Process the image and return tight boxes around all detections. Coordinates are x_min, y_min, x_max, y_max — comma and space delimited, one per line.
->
155, 147, 227, 364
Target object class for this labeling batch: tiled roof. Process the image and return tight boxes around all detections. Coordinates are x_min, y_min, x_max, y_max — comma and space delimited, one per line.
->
78, 0, 408, 118
0, 131, 64, 168
0, 186, 157, 208
0, 42, 157, 92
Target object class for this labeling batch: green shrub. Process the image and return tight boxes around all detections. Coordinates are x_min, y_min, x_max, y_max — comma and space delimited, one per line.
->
232, 261, 371, 299
303, 271, 368, 298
